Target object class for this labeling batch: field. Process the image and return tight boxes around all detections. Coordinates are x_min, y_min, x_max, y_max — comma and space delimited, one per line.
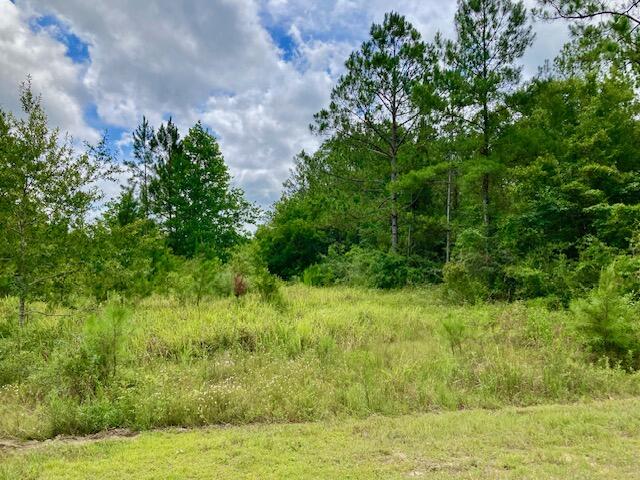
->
1, 286, 639, 477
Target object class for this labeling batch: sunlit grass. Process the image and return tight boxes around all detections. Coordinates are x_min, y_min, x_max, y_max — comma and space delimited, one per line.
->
2, 398, 639, 479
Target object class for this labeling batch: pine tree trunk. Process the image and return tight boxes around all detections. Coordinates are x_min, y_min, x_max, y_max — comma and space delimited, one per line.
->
482, 94, 491, 257
390, 86, 399, 252
19, 295, 26, 327
482, 100, 490, 234
446, 168, 453, 263
391, 195, 398, 252
390, 151, 399, 252
482, 172, 489, 230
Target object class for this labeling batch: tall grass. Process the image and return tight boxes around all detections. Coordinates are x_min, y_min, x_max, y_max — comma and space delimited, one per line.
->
0, 286, 638, 439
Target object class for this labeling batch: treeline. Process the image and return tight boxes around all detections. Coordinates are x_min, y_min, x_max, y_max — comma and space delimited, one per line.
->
256, 0, 640, 305
1, 0, 639, 321
0, 81, 274, 324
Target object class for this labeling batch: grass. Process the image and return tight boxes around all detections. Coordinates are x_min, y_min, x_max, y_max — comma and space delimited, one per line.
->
1, 397, 639, 479
0, 285, 639, 440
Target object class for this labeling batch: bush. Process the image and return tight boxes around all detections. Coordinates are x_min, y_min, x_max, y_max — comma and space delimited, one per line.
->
254, 268, 285, 307
363, 250, 408, 289
572, 263, 640, 370
301, 246, 410, 289
442, 262, 487, 304
167, 257, 227, 305
440, 314, 467, 354
614, 253, 640, 301
302, 263, 335, 287
83, 299, 130, 383
228, 243, 284, 305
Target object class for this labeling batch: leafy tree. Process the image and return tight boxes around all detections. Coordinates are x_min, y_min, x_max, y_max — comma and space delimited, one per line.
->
0, 80, 113, 324
256, 192, 330, 279
312, 12, 431, 251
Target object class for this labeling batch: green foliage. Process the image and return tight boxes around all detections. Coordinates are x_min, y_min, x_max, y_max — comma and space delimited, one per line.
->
0, 80, 115, 321
253, 268, 285, 307
572, 264, 640, 370
312, 12, 434, 251
256, 196, 329, 279
167, 257, 226, 305
302, 246, 411, 289
1, 286, 638, 440
127, 116, 155, 218
83, 299, 130, 383
149, 121, 257, 258
228, 243, 285, 306
440, 314, 468, 354
441, 261, 487, 305
85, 192, 172, 301
302, 263, 335, 287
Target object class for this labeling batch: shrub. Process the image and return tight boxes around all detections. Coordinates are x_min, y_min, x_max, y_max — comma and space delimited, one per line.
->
84, 298, 130, 382
191, 257, 224, 304
442, 262, 486, 304
357, 249, 407, 289
614, 253, 640, 301
572, 236, 619, 294
302, 246, 410, 289
167, 257, 226, 305
167, 271, 194, 306
572, 264, 640, 370
254, 268, 285, 307
302, 263, 335, 287
228, 243, 284, 304
440, 314, 467, 354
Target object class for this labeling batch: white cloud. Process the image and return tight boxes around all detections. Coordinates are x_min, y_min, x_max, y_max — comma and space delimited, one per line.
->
2, 0, 569, 208
0, 1, 98, 142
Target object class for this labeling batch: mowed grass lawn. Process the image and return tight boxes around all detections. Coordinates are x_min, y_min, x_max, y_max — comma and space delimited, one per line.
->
1, 398, 639, 479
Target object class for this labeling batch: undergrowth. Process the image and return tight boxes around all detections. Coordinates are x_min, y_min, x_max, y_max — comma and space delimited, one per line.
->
0, 285, 638, 440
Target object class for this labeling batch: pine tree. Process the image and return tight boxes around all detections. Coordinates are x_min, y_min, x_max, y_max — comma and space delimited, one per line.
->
312, 12, 431, 251
127, 116, 155, 218
0, 80, 113, 324
149, 121, 255, 257
444, 0, 534, 243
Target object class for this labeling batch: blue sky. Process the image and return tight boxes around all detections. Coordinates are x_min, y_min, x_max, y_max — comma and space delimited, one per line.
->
0, 0, 568, 207
29, 14, 90, 63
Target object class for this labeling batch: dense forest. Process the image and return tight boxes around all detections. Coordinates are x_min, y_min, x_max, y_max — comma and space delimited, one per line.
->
1, 0, 639, 316
259, 2, 640, 306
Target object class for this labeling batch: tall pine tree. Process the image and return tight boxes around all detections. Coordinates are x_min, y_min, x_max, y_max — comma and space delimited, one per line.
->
312, 12, 431, 251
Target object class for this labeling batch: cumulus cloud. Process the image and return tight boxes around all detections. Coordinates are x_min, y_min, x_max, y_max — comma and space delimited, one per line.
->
2, 0, 568, 208
0, 1, 98, 142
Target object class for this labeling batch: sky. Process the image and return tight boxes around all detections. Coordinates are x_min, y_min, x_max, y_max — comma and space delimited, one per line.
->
0, 0, 569, 209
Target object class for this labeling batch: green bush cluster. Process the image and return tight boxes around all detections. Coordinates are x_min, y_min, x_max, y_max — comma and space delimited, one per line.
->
301, 246, 436, 289
572, 264, 640, 371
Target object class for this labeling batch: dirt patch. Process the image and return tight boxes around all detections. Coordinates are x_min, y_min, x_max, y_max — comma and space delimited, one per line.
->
0, 428, 138, 452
